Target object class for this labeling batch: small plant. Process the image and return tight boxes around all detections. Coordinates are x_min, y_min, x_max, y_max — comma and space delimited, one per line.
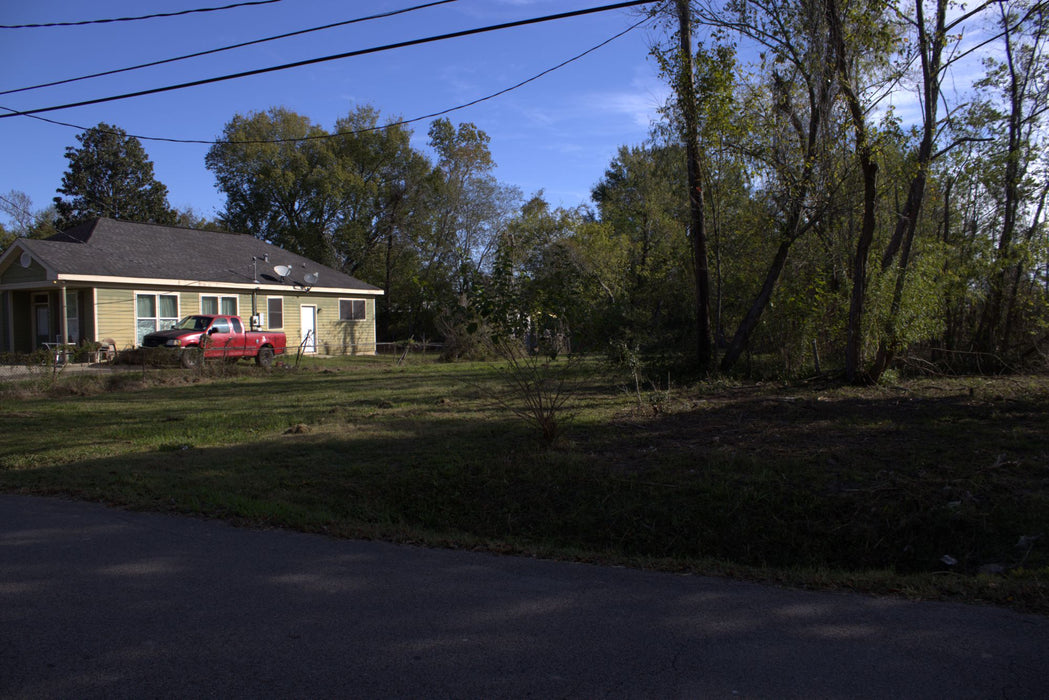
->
17, 347, 67, 390
608, 340, 672, 414
72, 340, 104, 363
488, 336, 576, 445
645, 374, 674, 415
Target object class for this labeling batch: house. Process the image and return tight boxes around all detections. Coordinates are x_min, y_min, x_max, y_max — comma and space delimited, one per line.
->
0, 217, 383, 357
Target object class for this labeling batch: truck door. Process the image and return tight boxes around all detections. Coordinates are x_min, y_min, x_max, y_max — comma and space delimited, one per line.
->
205, 317, 235, 358
229, 316, 249, 354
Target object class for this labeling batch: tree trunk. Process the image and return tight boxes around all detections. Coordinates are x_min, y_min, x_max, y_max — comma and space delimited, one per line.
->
719, 237, 793, 372
975, 1, 1026, 357
829, 0, 879, 383
869, 0, 950, 380
675, 0, 713, 372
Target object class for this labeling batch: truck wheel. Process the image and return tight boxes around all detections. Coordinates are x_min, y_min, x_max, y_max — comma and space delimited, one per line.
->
256, 346, 274, 368
180, 348, 201, 369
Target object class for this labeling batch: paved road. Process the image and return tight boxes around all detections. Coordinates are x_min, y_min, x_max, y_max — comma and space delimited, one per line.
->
3, 494, 1048, 698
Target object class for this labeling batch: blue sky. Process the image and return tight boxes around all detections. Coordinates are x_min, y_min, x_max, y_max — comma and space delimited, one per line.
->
0, 0, 671, 227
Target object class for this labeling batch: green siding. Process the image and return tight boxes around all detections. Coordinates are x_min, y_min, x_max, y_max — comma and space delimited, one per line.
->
95, 288, 135, 349
0, 291, 8, 353
0, 259, 47, 285
13, 283, 378, 354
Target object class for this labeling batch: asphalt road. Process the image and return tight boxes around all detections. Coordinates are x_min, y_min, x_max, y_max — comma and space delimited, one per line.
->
3, 494, 1048, 699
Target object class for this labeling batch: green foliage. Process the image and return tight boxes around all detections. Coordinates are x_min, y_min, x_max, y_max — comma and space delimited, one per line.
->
171, 1, 1044, 380
205, 108, 526, 346
591, 144, 693, 351
418, 118, 520, 319
54, 123, 175, 227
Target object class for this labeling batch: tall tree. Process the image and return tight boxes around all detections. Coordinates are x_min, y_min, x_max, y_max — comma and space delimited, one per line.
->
54, 123, 175, 228
0, 190, 59, 242
690, 0, 842, 373
419, 118, 522, 354
864, 0, 955, 378
829, 0, 889, 382
422, 118, 520, 309
206, 106, 427, 276
592, 144, 692, 349
973, 0, 1049, 358
207, 107, 346, 265
672, 0, 714, 370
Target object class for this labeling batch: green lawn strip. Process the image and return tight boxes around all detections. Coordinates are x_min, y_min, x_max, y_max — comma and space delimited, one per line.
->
2, 361, 1047, 613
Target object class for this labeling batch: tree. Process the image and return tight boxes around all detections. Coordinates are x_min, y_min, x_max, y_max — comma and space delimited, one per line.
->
484, 195, 614, 352
689, 0, 843, 374
54, 123, 175, 227
0, 190, 59, 244
973, 0, 1049, 360
592, 144, 693, 350
423, 119, 518, 293
170, 207, 226, 232
828, 0, 891, 382
422, 118, 521, 351
206, 106, 430, 303
670, 0, 714, 370
207, 107, 348, 265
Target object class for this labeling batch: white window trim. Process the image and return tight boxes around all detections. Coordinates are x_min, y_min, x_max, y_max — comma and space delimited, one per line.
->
338, 298, 367, 321
200, 294, 239, 316
135, 291, 180, 346
266, 296, 285, 329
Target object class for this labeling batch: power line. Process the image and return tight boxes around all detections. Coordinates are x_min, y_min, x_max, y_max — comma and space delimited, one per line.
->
0, 193, 35, 219
0, 0, 655, 120
0, 13, 657, 146
1, 0, 458, 97
0, 0, 285, 29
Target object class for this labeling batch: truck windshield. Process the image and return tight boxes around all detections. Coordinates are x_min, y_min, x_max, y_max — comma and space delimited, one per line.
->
174, 316, 212, 331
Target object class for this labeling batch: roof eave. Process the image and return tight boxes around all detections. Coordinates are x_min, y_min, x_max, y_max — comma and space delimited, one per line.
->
55, 273, 384, 295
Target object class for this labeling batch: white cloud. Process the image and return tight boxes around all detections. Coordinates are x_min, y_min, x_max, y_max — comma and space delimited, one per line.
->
588, 87, 668, 128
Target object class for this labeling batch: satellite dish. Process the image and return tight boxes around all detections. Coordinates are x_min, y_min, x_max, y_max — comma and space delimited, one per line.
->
303, 271, 320, 286
19, 252, 32, 268
273, 264, 292, 278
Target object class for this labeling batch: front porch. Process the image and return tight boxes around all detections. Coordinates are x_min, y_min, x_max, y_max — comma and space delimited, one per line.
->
1, 287, 95, 357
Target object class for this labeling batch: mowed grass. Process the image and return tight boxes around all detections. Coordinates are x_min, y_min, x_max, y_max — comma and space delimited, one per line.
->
2, 357, 1049, 613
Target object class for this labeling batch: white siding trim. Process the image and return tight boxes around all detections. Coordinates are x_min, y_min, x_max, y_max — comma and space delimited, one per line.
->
54, 273, 383, 295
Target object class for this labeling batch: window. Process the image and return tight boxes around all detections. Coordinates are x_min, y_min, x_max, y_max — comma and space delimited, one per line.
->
136, 293, 179, 345
64, 290, 79, 342
267, 297, 284, 329
201, 295, 238, 315
339, 299, 366, 321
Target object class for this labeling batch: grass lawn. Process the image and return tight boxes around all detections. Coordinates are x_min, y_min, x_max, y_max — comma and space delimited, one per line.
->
2, 355, 1048, 613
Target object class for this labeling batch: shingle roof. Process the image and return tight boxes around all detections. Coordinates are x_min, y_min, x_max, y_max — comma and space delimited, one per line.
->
17, 218, 381, 293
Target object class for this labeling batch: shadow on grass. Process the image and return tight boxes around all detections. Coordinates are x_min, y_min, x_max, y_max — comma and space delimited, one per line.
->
8, 388, 1049, 581
3, 370, 1049, 608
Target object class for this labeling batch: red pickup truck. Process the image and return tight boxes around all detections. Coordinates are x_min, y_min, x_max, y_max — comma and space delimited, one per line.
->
142, 314, 288, 368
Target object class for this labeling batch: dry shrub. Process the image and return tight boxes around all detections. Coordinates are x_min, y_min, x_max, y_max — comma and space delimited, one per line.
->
488, 336, 576, 446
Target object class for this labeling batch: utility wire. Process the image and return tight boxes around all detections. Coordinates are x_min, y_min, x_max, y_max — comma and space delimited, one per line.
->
1, 0, 458, 97
0, 193, 35, 219
0, 0, 655, 119
0, 0, 285, 29
0, 12, 657, 146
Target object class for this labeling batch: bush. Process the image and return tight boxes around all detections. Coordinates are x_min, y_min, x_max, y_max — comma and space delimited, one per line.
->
488, 336, 577, 446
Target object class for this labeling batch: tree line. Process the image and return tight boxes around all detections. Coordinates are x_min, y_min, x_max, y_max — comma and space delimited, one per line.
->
3, 0, 1046, 380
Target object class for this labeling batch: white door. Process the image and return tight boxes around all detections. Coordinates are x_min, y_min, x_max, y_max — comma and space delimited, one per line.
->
34, 304, 50, 347
300, 305, 317, 353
